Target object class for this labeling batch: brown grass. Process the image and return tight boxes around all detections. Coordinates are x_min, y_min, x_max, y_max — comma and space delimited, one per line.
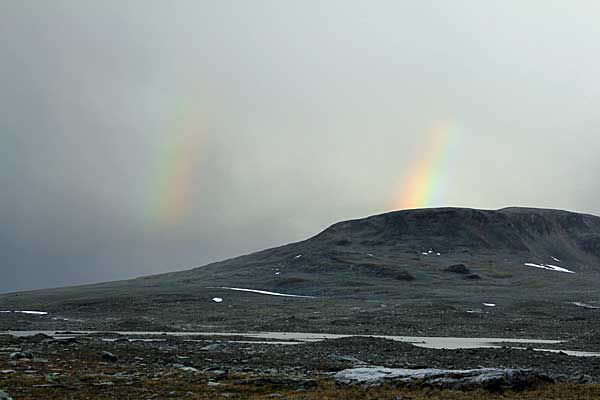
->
2, 375, 600, 400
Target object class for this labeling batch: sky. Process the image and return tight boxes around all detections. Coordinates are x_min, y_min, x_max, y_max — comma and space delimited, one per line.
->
1, 1, 599, 293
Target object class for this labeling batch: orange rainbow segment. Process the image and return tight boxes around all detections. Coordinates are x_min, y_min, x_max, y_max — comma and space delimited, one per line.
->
392, 122, 452, 210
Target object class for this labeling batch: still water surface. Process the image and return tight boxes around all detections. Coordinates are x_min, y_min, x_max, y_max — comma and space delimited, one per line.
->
4, 330, 598, 357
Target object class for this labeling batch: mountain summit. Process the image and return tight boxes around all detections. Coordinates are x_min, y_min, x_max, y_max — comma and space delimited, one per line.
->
315, 207, 600, 265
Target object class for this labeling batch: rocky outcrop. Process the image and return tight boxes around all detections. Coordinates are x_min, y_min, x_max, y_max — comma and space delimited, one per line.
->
444, 264, 470, 274
334, 367, 553, 390
0, 389, 13, 400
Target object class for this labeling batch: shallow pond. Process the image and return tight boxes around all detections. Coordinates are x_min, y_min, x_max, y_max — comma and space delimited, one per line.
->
3, 330, 599, 357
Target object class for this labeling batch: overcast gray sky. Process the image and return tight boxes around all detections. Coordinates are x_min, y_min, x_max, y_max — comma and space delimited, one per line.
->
1, 1, 599, 293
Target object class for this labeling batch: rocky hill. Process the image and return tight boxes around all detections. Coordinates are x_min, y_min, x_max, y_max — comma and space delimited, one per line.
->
1, 207, 600, 336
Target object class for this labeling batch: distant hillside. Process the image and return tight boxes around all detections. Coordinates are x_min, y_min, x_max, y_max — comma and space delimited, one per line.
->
1, 207, 600, 334
314, 207, 600, 267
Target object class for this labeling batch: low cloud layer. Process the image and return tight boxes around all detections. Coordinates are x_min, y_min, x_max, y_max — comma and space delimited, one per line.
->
1, 1, 599, 292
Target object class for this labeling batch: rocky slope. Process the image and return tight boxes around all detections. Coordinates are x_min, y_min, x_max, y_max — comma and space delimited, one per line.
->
1, 207, 600, 336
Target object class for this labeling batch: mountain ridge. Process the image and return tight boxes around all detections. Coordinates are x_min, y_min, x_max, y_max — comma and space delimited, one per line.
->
1, 206, 600, 335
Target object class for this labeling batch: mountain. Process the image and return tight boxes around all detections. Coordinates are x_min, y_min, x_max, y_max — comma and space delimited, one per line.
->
1, 207, 600, 336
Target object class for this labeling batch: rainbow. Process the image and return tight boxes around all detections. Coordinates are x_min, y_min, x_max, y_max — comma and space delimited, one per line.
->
148, 101, 206, 227
391, 122, 453, 210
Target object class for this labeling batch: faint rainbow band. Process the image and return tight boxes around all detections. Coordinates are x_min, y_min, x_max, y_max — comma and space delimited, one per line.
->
392, 122, 453, 210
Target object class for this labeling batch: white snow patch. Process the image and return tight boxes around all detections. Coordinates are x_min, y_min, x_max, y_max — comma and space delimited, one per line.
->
214, 287, 314, 298
3, 310, 49, 315
294, 254, 302, 259
211, 298, 223, 303
551, 256, 561, 262
482, 303, 496, 307
571, 302, 600, 310
524, 263, 575, 274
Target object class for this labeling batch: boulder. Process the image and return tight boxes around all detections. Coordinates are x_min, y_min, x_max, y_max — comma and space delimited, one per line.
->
200, 343, 222, 351
100, 351, 118, 362
334, 367, 553, 390
0, 389, 13, 400
173, 364, 199, 373
444, 264, 470, 274
25, 333, 54, 343
9, 351, 33, 360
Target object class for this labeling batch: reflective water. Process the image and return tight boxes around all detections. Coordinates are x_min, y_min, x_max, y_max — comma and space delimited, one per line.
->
3, 330, 598, 357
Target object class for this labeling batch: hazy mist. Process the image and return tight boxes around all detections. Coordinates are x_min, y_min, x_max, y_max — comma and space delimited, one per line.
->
1, 1, 599, 292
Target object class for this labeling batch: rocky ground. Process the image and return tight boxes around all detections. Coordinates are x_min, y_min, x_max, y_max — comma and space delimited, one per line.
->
2, 207, 600, 398
1, 333, 600, 399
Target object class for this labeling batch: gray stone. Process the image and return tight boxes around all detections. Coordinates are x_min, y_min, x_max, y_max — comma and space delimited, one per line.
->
200, 344, 222, 351
444, 264, 470, 274
334, 367, 553, 390
0, 389, 13, 400
100, 351, 118, 362
9, 351, 33, 360
173, 364, 199, 373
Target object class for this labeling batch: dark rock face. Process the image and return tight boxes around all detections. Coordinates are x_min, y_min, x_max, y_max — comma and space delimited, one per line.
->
100, 351, 118, 362
328, 208, 600, 250
24, 333, 54, 343
444, 264, 470, 274
9, 351, 33, 360
354, 265, 415, 281
316, 207, 600, 272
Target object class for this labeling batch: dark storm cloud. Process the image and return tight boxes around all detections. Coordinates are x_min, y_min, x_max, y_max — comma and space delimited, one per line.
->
1, 1, 599, 292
